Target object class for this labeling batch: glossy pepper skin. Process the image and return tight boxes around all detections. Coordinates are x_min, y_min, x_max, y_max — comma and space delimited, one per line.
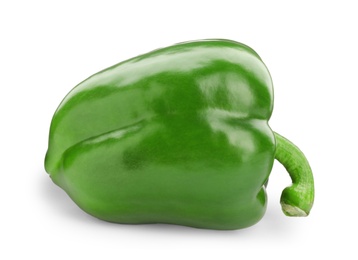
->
45, 39, 314, 230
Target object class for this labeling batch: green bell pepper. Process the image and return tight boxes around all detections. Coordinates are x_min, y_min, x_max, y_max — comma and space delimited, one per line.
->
45, 39, 314, 230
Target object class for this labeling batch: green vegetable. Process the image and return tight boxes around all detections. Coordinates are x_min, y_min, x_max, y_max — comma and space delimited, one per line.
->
45, 39, 314, 230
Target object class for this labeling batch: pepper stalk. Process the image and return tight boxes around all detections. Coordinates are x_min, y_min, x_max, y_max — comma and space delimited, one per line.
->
274, 132, 315, 216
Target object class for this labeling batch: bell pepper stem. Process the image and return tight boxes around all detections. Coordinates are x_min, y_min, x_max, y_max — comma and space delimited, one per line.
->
274, 132, 314, 216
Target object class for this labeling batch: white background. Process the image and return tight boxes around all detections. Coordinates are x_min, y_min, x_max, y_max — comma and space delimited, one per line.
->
1, 0, 357, 259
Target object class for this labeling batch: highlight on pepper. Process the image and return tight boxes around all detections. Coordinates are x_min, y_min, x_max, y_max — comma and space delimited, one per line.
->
45, 39, 314, 230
